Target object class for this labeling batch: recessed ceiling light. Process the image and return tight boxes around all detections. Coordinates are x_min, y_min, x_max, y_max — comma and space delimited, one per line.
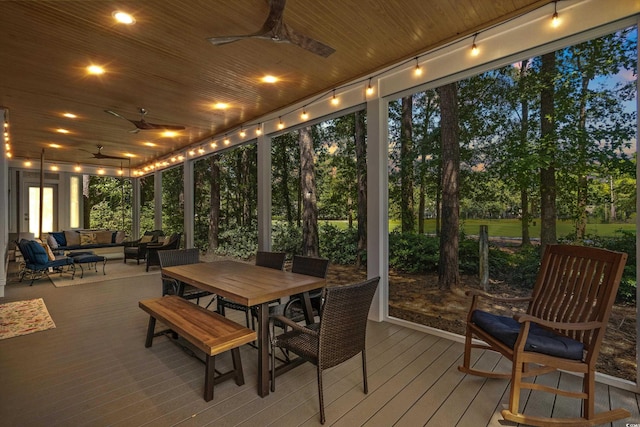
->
49, 143, 61, 148
87, 65, 105, 75
162, 131, 178, 137
214, 102, 228, 110
112, 11, 135, 25
63, 113, 77, 119
124, 153, 135, 157
262, 75, 278, 83
56, 128, 69, 134
144, 142, 156, 147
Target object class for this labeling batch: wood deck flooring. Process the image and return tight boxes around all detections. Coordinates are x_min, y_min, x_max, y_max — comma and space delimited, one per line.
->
1, 271, 639, 426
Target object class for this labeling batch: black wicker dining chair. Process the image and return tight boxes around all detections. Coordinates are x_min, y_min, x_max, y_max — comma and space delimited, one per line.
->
158, 248, 214, 306
269, 255, 329, 322
216, 251, 287, 328
270, 276, 380, 424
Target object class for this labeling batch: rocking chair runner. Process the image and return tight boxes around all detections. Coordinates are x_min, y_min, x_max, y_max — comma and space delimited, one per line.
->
458, 244, 629, 426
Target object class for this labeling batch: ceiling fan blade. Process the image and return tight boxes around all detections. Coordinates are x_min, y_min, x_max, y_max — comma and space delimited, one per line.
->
147, 123, 185, 131
208, 0, 286, 46
283, 24, 335, 57
130, 120, 185, 131
105, 109, 134, 123
207, 35, 253, 46
98, 154, 129, 160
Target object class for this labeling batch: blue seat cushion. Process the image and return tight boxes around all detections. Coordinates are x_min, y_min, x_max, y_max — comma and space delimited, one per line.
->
471, 310, 584, 360
25, 257, 73, 270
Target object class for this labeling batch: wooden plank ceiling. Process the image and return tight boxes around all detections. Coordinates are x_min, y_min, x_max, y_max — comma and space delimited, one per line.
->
0, 0, 548, 169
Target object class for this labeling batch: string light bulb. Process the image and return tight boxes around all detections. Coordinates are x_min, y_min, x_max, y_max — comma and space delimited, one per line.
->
224, 136, 230, 145
366, 78, 374, 96
278, 117, 285, 130
414, 58, 423, 76
471, 34, 479, 56
301, 109, 309, 120
331, 90, 339, 106
255, 125, 262, 136
239, 127, 246, 138
551, 2, 560, 27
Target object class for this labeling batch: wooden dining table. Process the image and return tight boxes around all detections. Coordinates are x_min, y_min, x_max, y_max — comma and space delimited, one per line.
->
161, 260, 326, 397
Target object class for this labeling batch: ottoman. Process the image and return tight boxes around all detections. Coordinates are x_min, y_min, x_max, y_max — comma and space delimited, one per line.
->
72, 253, 107, 278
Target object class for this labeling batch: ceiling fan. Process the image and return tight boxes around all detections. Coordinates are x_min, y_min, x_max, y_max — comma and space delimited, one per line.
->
105, 108, 185, 134
81, 145, 128, 160
207, 0, 335, 58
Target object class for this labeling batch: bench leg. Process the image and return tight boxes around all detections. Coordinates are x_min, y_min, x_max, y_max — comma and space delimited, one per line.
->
204, 354, 215, 402
145, 316, 157, 348
231, 348, 245, 386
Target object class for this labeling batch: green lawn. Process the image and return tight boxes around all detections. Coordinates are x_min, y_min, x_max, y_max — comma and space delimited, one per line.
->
325, 218, 635, 238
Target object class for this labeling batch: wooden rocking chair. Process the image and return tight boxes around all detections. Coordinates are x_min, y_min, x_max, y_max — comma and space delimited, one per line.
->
458, 244, 629, 426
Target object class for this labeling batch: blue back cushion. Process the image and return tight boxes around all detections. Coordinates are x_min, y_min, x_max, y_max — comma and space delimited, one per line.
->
51, 232, 66, 247
27, 240, 49, 264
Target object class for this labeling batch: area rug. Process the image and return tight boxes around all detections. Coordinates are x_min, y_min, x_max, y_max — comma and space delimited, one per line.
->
0, 298, 56, 340
50, 260, 160, 287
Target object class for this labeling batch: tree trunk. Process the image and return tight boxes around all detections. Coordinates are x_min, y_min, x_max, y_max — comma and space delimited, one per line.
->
241, 148, 251, 227
299, 126, 319, 257
276, 141, 293, 225
518, 59, 531, 247
435, 164, 441, 237
208, 155, 220, 253
355, 110, 367, 267
539, 51, 557, 250
437, 83, 460, 290
574, 72, 590, 243
400, 95, 415, 233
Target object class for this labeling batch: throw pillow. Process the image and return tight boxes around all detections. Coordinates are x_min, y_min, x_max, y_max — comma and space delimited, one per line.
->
139, 235, 153, 243
64, 230, 81, 247
114, 231, 126, 244
46, 234, 59, 250
51, 231, 66, 247
95, 231, 112, 244
79, 232, 96, 245
41, 243, 56, 261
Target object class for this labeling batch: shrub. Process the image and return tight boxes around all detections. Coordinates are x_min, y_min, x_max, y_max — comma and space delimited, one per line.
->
319, 222, 358, 264
271, 222, 302, 256
215, 226, 257, 259
388, 232, 439, 273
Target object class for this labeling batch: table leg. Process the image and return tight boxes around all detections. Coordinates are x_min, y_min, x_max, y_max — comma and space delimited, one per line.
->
257, 301, 269, 397
300, 292, 314, 325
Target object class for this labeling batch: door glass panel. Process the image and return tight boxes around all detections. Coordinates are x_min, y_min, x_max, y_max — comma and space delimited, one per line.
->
28, 186, 54, 235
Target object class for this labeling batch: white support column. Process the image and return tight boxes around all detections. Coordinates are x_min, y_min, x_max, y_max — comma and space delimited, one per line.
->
257, 128, 272, 251
154, 169, 162, 231
132, 177, 140, 239
183, 156, 194, 249
366, 96, 389, 322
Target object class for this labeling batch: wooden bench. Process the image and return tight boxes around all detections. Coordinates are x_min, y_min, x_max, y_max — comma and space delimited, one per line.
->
139, 295, 257, 401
